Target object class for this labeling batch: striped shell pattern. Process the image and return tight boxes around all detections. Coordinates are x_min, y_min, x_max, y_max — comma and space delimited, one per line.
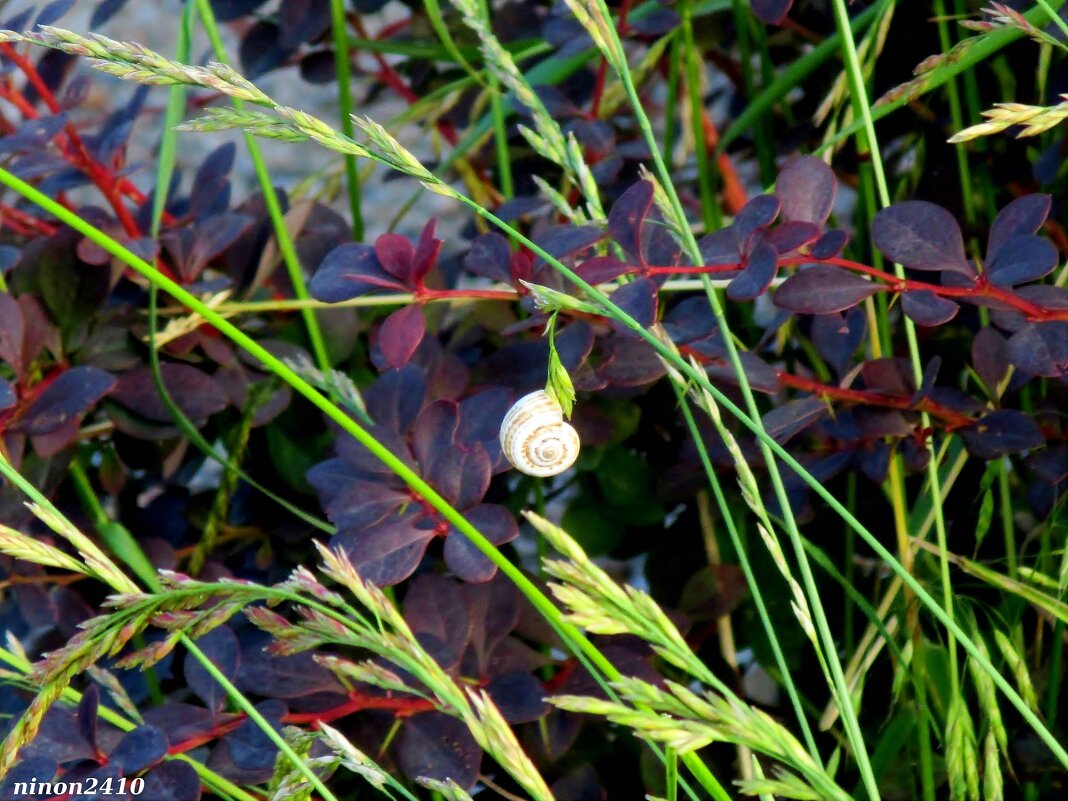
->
499, 390, 580, 477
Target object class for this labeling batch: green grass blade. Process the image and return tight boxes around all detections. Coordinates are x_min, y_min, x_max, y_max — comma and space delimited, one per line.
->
717, 0, 886, 154
328, 0, 364, 240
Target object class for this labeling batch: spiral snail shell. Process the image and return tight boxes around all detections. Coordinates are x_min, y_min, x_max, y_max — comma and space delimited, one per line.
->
499, 390, 580, 477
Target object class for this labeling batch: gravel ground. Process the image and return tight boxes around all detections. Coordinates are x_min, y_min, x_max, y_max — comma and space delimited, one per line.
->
58, 0, 462, 241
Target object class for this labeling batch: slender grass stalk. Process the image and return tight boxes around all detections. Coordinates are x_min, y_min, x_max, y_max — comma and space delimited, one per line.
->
0, 453, 343, 801
191, 0, 339, 389
828, 1, 938, 794
672, 380, 820, 760
0, 165, 727, 801
680, 0, 719, 231
477, 0, 513, 199
150, 4, 337, 531
0, 647, 260, 801
933, 0, 975, 227
328, 0, 364, 239
571, 0, 876, 790
1037, 0, 1068, 41
2, 40, 1066, 772
820, 0, 1067, 152
149, 2, 192, 239
732, 2, 774, 186
663, 35, 680, 163
718, 0, 886, 153
829, 4, 962, 798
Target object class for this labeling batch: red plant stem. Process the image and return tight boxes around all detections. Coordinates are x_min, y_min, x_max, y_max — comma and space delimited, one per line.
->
0, 44, 178, 232
674, 344, 976, 430
284, 689, 436, 724
642, 256, 1068, 322
419, 288, 517, 302
376, 16, 412, 40
589, 58, 609, 118
0, 203, 59, 236
589, 0, 632, 119
352, 17, 459, 147
775, 370, 975, 430
0, 217, 38, 237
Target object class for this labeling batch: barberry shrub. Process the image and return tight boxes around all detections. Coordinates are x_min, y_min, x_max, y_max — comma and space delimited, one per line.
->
0, 1, 1066, 801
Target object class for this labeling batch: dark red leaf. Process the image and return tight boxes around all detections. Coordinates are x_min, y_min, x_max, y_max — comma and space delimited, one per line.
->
77, 685, 99, 753
734, 194, 781, 249
299, 50, 337, 83
364, 364, 426, 432
860, 358, 914, 396
810, 229, 850, 259
321, 480, 407, 531
111, 364, 228, 423
762, 396, 828, 443
137, 760, 202, 801
376, 305, 426, 369
184, 627, 240, 715
608, 181, 655, 263
774, 264, 882, 314
219, 700, 284, 780
278, 0, 331, 48
444, 504, 519, 583
663, 296, 718, 343
986, 235, 1057, 286
183, 213, 254, 281
237, 648, 345, 699
764, 220, 821, 254
697, 228, 741, 268
487, 671, 550, 723
705, 351, 781, 394
240, 20, 286, 78
404, 574, 468, 669
1028, 446, 1068, 484
0, 292, 25, 375
988, 194, 1051, 261
109, 726, 168, 774
463, 233, 512, 283
90, 0, 130, 26
396, 712, 480, 789
911, 356, 941, 403
751, 0, 792, 24
610, 276, 658, 329
533, 224, 605, 264
576, 255, 631, 284
598, 337, 666, 387
375, 233, 417, 284
811, 308, 865, 377
310, 243, 406, 301
727, 241, 778, 301
142, 704, 217, 747
901, 290, 959, 326
776, 156, 837, 224
960, 410, 1045, 459
1007, 321, 1068, 377
872, 201, 971, 274
414, 402, 490, 508
972, 328, 1010, 395
340, 513, 436, 586
11, 366, 115, 435
412, 219, 442, 283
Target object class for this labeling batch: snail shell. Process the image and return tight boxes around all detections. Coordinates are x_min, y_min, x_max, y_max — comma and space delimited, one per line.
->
500, 390, 580, 477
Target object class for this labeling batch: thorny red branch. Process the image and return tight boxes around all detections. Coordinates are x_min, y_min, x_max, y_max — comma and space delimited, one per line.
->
643, 255, 1068, 322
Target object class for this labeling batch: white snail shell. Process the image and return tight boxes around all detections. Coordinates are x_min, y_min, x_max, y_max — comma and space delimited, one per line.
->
499, 390, 580, 477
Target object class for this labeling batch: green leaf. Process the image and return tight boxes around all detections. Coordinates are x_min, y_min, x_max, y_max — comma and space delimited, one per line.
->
562, 493, 621, 555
